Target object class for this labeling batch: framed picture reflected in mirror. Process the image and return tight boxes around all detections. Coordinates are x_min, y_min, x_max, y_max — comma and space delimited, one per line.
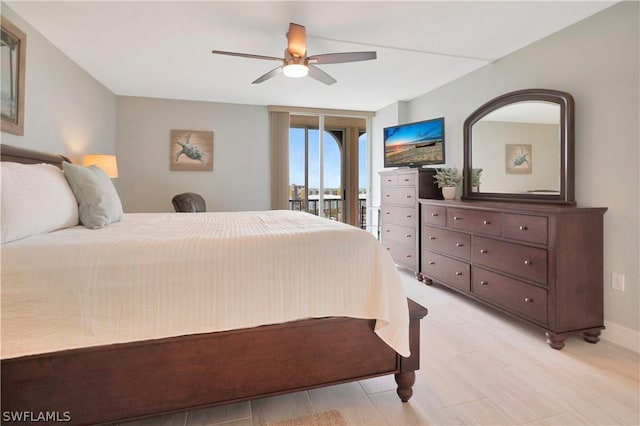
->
1, 16, 26, 136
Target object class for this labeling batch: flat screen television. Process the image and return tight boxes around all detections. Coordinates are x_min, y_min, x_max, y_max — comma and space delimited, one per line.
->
383, 117, 445, 168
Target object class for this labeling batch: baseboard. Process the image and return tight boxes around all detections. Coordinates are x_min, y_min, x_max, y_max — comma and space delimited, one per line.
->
602, 320, 640, 353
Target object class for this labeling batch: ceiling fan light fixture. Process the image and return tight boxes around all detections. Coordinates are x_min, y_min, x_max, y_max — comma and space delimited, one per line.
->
283, 63, 308, 78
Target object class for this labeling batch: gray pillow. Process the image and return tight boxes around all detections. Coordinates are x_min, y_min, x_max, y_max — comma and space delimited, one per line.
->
63, 161, 123, 229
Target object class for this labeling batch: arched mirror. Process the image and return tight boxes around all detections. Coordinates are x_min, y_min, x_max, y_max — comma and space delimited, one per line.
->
463, 89, 575, 204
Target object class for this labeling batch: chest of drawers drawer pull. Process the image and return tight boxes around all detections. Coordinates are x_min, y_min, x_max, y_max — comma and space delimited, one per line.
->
456, 243, 464, 247
519, 225, 528, 231
406, 254, 412, 258
480, 280, 488, 285
429, 236, 436, 240
483, 220, 491, 225
407, 214, 412, 218
406, 195, 412, 199
453, 216, 461, 221
524, 260, 532, 265
432, 213, 439, 217
524, 297, 533, 303
480, 249, 488, 254
428, 261, 435, 265
406, 234, 412, 238
455, 272, 463, 276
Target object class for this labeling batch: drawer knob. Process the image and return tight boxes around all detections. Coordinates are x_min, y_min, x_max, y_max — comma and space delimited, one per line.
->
429, 236, 436, 240
386, 247, 390, 250
480, 280, 488, 285
483, 220, 491, 225
407, 214, 412, 218
405, 234, 412, 238
431, 213, 439, 217
456, 243, 463, 247
387, 179, 392, 182
406, 195, 412, 199
480, 249, 488, 254
428, 261, 435, 265
455, 272, 463, 276
385, 211, 390, 215
519, 225, 528, 231
404, 178, 410, 182
524, 260, 532, 265
524, 297, 533, 303
386, 229, 390, 233
453, 216, 461, 220
406, 254, 412, 258
385, 194, 390, 197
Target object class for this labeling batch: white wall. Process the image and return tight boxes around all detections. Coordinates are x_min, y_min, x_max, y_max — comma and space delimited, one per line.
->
372, 1, 639, 346
115, 96, 269, 213
0, 3, 115, 161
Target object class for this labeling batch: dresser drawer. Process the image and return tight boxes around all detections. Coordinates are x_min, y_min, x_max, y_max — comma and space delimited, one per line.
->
423, 225, 471, 261
421, 250, 470, 292
447, 208, 501, 236
472, 267, 548, 325
503, 213, 548, 245
421, 204, 446, 226
381, 205, 416, 228
382, 186, 416, 207
381, 222, 416, 246
382, 239, 417, 270
473, 236, 547, 285
395, 172, 417, 187
380, 174, 397, 187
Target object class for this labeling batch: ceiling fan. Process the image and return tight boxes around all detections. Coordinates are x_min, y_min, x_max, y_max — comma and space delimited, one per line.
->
211, 23, 376, 85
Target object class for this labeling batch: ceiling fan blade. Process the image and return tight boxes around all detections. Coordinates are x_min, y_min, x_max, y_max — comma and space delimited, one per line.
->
252, 66, 283, 84
212, 50, 282, 62
287, 23, 306, 57
308, 51, 377, 64
308, 65, 337, 86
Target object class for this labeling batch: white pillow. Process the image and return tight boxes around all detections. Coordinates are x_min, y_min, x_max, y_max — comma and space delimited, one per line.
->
62, 161, 123, 229
1, 162, 80, 243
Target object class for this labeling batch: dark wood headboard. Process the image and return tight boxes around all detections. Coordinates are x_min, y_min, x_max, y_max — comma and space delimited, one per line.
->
1, 144, 70, 168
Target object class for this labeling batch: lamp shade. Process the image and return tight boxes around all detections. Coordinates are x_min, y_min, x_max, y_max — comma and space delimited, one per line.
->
82, 154, 119, 178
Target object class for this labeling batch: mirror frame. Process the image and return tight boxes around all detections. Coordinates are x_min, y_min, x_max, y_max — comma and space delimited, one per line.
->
462, 88, 575, 205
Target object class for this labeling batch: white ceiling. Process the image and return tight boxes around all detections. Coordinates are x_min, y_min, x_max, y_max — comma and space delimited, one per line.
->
7, 1, 617, 111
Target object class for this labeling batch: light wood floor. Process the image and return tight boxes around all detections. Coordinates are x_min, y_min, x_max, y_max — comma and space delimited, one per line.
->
120, 270, 639, 426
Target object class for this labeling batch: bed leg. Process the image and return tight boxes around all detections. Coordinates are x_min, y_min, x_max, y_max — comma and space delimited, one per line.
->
394, 371, 415, 402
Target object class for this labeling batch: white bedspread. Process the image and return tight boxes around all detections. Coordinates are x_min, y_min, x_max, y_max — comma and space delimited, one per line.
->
1, 211, 409, 359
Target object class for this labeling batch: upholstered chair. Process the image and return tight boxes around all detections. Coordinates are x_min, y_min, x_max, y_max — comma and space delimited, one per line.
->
172, 192, 206, 212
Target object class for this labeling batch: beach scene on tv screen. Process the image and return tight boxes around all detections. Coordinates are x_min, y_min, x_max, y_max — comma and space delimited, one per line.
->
384, 119, 444, 165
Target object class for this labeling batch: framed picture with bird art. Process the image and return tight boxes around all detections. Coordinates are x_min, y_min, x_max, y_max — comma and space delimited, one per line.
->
170, 129, 213, 171
505, 144, 532, 174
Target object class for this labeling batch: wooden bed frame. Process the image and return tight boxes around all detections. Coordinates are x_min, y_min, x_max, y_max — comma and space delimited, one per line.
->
1, 144, 428, 425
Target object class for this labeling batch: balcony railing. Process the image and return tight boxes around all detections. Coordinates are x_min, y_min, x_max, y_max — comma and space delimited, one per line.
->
289, 198, 367, 229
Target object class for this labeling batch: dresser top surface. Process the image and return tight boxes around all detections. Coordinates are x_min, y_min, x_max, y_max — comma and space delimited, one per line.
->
419, 199, 607, 215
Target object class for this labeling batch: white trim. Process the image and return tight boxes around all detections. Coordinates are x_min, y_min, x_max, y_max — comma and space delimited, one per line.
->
602, 320, 640, 353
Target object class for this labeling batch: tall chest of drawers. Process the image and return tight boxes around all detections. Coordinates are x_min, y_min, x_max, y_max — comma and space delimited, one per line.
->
419, 199, 607, 349
379, 169, 439, 273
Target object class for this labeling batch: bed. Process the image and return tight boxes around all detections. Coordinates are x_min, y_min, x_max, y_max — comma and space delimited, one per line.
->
0, 144, 427, 425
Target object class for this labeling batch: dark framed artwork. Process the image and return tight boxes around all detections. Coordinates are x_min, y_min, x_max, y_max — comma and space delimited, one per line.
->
1, 16, 26, 136
170, 129, 214, 171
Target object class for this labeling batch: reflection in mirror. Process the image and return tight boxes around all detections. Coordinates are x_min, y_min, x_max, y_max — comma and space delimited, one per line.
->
472, 101, 561, 194
463, 88, 575, 204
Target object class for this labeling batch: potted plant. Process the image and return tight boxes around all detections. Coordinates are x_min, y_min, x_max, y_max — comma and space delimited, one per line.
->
434, 168, 461, 200
471, 168, 483, 192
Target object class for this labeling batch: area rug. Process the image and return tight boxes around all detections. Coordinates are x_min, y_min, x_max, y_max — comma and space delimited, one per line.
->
261, 410, 347, 426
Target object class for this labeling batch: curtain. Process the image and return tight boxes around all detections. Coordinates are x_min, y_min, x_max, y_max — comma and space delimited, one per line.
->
270, 111, 290, 210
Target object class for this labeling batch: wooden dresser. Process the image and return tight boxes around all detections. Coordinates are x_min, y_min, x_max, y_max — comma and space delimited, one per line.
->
418, 199, 607, 349
379, 169, 439, 273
